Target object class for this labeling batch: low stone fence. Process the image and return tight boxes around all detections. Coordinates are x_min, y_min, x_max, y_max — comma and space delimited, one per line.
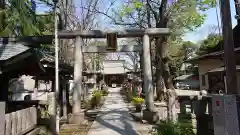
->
177, 95, 213, 135
0, 102, 39, 135
154, 95, 214, 135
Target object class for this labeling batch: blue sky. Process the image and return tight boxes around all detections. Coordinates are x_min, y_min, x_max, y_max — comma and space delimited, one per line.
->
36, 0, 238, 44
183, 0, 237, 43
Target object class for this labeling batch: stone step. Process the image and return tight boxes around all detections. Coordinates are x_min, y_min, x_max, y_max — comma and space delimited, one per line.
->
154, 102, 167, 107
85, 109, 101, 118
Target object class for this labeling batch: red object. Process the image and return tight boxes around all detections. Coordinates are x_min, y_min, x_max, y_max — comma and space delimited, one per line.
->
216, 100, 220, 106
138, 86, 142, 97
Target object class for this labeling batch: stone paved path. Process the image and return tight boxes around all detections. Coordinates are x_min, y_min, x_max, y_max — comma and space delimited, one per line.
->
87, 87, 138, 135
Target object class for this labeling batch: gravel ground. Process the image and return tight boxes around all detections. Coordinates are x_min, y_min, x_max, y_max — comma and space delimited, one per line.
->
59, 122, 93, 135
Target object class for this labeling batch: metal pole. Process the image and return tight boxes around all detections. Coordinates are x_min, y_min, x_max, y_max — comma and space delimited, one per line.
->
54, 2, 60, 134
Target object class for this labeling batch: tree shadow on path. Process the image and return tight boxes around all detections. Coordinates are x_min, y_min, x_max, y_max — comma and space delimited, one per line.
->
93, 109, 139, 135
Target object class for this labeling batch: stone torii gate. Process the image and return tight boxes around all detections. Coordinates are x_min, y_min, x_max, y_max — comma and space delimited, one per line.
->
19, 28, 169, 125
69, 28, 170, 123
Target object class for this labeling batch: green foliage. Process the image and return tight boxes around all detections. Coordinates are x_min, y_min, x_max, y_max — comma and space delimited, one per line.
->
168, 40, 198, 77
131, 96, 145, 105
116, 0, 216, 77
90, 90, 103, 108
92, 90, 102, 97
83, 89, 107, 109
119, 0, 143, 17
36, 12, 54, 35
82, 99, 90, 109
197, 33, 222, 55
101, 88, 109, 96
0, 0, 53, 36
151, 120, 196, 135
168, 1, 206, 33
121, 82, 136, 102
39, 104, 50, 118
118, 0, 216, 33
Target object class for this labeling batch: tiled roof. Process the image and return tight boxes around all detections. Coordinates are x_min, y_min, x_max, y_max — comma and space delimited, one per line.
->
37, 50, 73, 71
208, 65, 240, 73
185, 24, 240, 62
38, 50, 55, 63
0, 43, 30, 61
185, 47, 240, 62
174, 74, 194, 80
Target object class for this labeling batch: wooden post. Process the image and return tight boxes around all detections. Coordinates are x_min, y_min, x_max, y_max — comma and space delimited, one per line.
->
66, 82, 70, 114
62, 80, 67, 120
94, 53, 97, 89
140, 52, 144, 95
143, 34, 154, 112
73, 36, 83, 113
0, 75, 9, 101
82, 83, 85, 100
50, 80, 55, 115
0, 0, 5, 9
0, 102, 5, 135
220, 0, 238, 94
0, 0, 5, 31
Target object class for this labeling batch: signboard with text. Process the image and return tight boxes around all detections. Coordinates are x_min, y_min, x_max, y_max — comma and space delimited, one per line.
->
212, 95, 240, 135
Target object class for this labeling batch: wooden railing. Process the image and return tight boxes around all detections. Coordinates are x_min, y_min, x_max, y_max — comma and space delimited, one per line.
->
5, 107, 37, 135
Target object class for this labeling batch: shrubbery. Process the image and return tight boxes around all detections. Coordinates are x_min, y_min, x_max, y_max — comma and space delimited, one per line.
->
151, 120, 195, 135
86, 89, 109, 109
101, 88, 109, 96
90, 90, 102, 108
131, 96, 144, 105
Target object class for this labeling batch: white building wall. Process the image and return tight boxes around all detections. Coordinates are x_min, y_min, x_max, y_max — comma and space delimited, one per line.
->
103, 60, 125, 74
9, 75, 52, 101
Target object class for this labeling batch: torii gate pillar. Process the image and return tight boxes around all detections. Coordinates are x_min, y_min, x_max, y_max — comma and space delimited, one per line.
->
142, 34, 154, 111
70, 36, 84, 124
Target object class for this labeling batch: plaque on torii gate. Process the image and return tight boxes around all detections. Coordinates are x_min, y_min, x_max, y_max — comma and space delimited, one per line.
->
106, 33, 117, 51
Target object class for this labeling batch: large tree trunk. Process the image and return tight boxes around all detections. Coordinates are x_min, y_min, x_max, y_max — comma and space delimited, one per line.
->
155, 0, 168, 101
157, 36, 174, 90
155, 33, 176, 120
155, 29, 170, 102
155, 52, 166, 101
0, 0, 5, 31
155, 0, 176, 120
